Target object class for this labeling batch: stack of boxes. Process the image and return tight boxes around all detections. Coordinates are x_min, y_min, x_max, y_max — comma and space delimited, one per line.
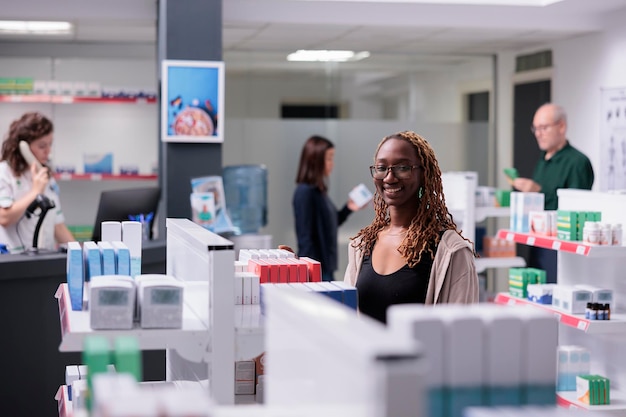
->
556, 210, 601, 242
510, 192, 545, 233
388, 304, 558, 417
508, 268, 547, 299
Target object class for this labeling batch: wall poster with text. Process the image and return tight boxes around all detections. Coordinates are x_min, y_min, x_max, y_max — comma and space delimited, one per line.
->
161, 60, 224, 143
601, 87, 626, 191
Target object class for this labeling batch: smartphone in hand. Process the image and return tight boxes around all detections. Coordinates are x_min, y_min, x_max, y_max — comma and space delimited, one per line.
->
503, 167, 519, 180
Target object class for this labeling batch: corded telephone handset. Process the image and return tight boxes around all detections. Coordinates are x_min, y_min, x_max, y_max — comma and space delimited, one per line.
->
19, 141, 44, 170
18, 141, 56, 252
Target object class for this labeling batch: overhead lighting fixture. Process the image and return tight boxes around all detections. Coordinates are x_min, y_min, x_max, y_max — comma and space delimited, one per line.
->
289, 0, 563, 5
0, 20, 73, 35
287, 50, 371, 62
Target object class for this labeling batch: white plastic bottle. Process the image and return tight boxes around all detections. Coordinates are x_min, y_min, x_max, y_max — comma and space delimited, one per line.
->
584, 221, 600, 245
600, 223, 612, 245
612, 223, 623, 246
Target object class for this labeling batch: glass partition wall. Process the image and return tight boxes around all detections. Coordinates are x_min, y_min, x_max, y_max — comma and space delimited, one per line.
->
222, 53, 495, 279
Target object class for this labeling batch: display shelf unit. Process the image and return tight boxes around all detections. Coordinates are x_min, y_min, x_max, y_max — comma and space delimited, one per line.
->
496, 230, 626, 257
0, 94, 156, 104
494, 293, 626, 334
442, 172, 525, 283
475, 206, 510, 223
499, 189, 626, 414
55, 219, 266, 406
475, 256, 526, 273
557, 390, 626, 412
55, 282, 264, 360
55, 283, 209, 352
54, 173, 158, 182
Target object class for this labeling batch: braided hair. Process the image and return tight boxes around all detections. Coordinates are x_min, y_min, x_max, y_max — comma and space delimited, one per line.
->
352, 130, 474, 267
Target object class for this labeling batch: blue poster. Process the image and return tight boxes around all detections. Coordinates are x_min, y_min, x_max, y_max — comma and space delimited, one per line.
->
162, 60, 224, 142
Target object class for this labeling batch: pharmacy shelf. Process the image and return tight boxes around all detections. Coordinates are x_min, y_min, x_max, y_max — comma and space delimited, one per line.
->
0, 94, 156, 104
55, 385, 72, 417
494, 293, 626, 334
496, 229, 626, 257
55, 283, 208, 352
475, 206, 510, 223
475, 256, 525, 273
557, 390, 626, 413
54, 173, 158, 181
55, 283, 264, 360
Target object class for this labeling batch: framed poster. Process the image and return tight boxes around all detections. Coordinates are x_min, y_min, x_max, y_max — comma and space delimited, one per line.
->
161, 60, 224, 143
600, 87, 626, 191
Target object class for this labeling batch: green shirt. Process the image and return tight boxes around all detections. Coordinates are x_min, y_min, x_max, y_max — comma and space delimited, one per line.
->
533, 141, 594, 210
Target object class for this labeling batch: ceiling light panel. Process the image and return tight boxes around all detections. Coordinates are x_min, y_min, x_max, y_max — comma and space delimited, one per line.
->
0, 20, 73, 35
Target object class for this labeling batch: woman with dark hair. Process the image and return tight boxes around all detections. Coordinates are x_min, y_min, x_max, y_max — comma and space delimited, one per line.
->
0, 112, 74, 253
293, 135, 362, 281
344, 131, 478, 323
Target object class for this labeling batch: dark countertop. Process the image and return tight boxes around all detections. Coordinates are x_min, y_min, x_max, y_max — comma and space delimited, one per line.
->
0, 239, 167, 417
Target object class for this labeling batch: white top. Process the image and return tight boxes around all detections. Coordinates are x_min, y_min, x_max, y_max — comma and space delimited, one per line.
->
0, 161, 65, 253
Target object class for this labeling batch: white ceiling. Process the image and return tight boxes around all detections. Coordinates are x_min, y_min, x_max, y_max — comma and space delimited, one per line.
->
3, 0, 626, 73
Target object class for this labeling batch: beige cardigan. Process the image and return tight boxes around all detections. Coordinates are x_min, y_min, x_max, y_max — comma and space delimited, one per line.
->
343, 229, 479, 304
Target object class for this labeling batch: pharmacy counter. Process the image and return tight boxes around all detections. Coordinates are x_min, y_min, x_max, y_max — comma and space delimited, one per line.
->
0, 240, 166, 417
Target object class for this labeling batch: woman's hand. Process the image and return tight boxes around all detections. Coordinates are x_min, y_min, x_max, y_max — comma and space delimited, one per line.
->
278, 244, 296, 256
30, 162, 50, 195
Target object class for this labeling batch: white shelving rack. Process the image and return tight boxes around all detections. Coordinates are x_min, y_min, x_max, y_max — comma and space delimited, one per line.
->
55, 218, 265, 407
494, 189, 626, 415
441, 171, 525, 275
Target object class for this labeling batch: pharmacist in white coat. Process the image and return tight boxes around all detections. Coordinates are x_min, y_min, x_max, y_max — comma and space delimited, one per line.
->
0, 112, 74, 253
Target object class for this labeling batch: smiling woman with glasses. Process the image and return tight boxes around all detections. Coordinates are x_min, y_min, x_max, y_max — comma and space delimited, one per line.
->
344, 130, 479, 324
369, 164, 421, 180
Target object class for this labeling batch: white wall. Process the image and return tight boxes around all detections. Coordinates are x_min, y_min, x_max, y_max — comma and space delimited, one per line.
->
495, 7, 626, 193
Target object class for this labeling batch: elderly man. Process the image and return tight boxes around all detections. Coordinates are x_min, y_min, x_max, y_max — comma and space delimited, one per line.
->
512, 103, 594, 210
511, 103, 594, 282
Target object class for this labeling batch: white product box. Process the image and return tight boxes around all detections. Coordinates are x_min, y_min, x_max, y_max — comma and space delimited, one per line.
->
574, 284, 613, 304
349, 183, 374, 208
89, 275, 136, 330
122, 221, 142, 278
472, 305, 523, 396
135, 274, 183, 329
557, 345, 591, 391
517, 308, 558, 390
552, 285, 592, 314
101, 221, 122, 242
234, 260, 247, 273
529, 210, 551, 236
514, 192, 545, 233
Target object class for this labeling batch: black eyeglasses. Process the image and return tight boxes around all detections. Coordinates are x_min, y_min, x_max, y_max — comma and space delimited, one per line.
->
530, 121, 559, 134
369, 165, 421, 180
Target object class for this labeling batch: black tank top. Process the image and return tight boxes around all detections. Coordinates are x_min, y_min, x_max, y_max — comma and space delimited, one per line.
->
356, 248, 434, 324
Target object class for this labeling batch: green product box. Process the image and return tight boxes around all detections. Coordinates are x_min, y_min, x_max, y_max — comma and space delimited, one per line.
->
509, 287, 527, 298
577, 211, 588, 241
83, 336, 111, 410
557, 210, 578, 241
495, 189, 511, 207
14, 77, 34, 94
114, 336, 142, 382
527, 268, 547, 284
